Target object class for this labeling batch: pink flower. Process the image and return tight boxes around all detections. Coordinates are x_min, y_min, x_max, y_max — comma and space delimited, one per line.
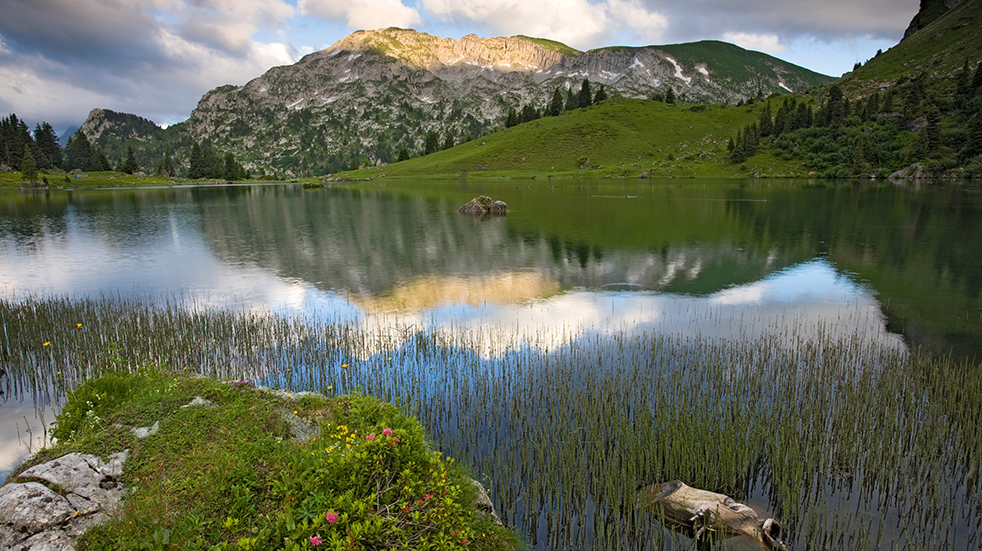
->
326, 512, 338, 524
382, 428, 393, 437
366, 433, 376, 441
310, 534, 322, 546
424, 493, 432, 500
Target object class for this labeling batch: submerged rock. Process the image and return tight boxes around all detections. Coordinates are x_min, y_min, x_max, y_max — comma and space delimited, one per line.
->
459, 196, 507, 215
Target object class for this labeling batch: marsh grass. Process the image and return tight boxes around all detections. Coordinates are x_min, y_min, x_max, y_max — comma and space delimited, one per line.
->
2, 295, 981, 550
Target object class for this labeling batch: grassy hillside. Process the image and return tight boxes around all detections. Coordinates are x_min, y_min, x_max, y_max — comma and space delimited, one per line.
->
845, 0, 982, 90
345, 98, 812, 180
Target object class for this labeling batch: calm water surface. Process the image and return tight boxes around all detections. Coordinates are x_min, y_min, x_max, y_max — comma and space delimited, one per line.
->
1, 179, 980, 548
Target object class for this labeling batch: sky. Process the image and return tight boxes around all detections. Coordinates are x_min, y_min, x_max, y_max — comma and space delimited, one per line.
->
0, 0, 919, 133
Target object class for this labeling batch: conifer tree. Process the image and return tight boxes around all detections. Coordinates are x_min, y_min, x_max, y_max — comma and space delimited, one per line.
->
121, 145, 139, 174
424, 131, 439, 155
443, 132, 454, 151
33, 123, 61, 169
759, 103, 773, 137
65, 129, 93, 171
189, 142, 204, 179
162, 151, 174, 177
505, 109, 518, 128
21, 145, 38, 183
565, 88, 577, 111
578, 79, 593, 109
549, 87, 564, 116
665, 87, 676, 104
593, 84, 608, 103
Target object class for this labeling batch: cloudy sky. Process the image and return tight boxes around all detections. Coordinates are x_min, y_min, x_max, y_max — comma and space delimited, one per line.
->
0, 0, 918, 133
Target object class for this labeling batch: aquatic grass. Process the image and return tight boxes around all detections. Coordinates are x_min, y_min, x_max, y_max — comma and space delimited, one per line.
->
2, 294, 981, 549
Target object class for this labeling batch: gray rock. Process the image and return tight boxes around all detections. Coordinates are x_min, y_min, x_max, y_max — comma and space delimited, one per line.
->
277, 408, 319, 443
470, 479, 502, 526
889, 162, 929, 181
459, 196, 508, 215
181, 396, 214, 408
16, 529, 76, 551
19, 452, 127, 511
0, 482, 74, 533
131, 421, 159, 438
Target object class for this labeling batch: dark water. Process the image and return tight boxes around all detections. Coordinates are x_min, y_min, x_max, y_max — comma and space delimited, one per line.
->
1, 179, 980, 548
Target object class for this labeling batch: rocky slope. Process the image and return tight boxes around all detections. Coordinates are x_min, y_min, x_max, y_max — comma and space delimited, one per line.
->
84, 28, 835, 176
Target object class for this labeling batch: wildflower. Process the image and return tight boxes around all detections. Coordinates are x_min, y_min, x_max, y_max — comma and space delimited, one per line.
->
425, 493, 432, 500
309, 534, 322, 546
342, 364, 348, 368
382, 428, 393, 437
43, 342, 50, 347
387, 357, 392, 360
76, 323, 82, 328
326, 512, 338, 524
366, 434, 376, 441
327, 385, 333, 390
293, 410, 298, 415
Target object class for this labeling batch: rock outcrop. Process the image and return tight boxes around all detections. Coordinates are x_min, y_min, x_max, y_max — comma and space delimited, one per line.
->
0, 452, 128, 551
459, 196, 508, 215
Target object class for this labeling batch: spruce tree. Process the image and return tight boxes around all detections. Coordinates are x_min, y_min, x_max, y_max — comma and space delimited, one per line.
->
593, 84, 608, 103
759, 103, 773, 137
189, 142, 203, 178
565, 88, 577, 111
665, 87, 676, 104
578, 79, 593, 109
443, 132, 454, 151
20, 145, 38, 184
549, 87, 564, 116
162, 151, 174, 177
505, 109, 518, 128
121, 145, 139, 174
33, 123, 61, 169
398, 148, 410, 162
65, 129, 93, 171
424, 131, 439, 155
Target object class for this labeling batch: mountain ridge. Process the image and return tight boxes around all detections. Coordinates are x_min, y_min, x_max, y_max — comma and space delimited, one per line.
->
80, 28, 834, 176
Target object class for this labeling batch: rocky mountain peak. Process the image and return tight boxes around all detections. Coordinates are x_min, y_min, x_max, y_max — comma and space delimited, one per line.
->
325, 28, 576, 73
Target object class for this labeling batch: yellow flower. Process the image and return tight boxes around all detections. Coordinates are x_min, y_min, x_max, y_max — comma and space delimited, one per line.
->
76, 323, 82, 328
43, 342, 50, 347
387, 357, 392, 361
342, 364, 348, 368
327, 385, 333, 390
293, 410, 298, 415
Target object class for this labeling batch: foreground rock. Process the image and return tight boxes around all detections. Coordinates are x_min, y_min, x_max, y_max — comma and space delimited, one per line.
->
636, 480, 788, 551
0, 452, 128, 551
459, 196, 508, 215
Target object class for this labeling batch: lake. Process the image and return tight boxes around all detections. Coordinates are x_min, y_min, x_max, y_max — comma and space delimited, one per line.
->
1, 179, 980, 550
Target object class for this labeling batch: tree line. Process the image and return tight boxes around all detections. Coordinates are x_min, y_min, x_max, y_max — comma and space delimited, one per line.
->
728, 60, 982, 177
2, 114, 251, 182
504, 79, 609, 129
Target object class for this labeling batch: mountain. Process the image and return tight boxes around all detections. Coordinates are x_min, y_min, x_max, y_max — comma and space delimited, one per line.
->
82, 29, 834, 177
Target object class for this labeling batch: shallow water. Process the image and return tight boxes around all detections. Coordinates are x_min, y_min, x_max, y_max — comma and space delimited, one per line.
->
1, 179, 980, 548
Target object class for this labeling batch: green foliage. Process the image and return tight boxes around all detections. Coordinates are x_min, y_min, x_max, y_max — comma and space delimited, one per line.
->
20, 145, 38, 183
42, 372, 516, 551
121, 145, 140, 174
51, 369, 148, 442
424, 131, 440, 155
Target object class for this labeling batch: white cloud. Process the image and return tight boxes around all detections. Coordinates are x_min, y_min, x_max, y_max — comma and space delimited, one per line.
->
606, 0, 668, 37
300, 0, 422, 30
419, 0, 667, 49
723, 31, 787, 55
0, 0, 301, 127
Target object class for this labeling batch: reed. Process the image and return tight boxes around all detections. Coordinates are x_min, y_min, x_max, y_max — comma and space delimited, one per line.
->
2, 294, 980, 550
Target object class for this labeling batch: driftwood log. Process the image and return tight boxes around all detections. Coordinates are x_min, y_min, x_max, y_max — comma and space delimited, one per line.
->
636, 481, 788, 551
